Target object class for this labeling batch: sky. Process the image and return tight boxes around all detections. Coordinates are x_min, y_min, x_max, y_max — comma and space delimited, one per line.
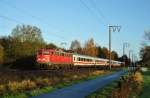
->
0, 0, 150, 59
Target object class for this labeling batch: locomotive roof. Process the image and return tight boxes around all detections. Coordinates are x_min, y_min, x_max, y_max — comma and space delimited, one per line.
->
39, 49, 73, 54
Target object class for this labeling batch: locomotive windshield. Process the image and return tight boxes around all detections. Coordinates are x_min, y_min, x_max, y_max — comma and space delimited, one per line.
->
38, 50, 42, 55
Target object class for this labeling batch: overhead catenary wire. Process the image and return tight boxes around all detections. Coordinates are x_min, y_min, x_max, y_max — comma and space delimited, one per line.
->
79, 0, 108, 25
79, 0, 103, 23
89, 0, 110, 25
0, 15, 23, 24
0, 14, 67, 41
0, 0, 68, 41
0, 0, 64, 32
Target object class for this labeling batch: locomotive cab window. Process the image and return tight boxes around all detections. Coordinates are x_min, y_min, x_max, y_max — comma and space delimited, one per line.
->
51, 52, 54, 55
38, 51, 42, 55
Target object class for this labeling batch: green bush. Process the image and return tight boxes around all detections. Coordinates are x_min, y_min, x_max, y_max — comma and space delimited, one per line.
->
0, 84, 6, 95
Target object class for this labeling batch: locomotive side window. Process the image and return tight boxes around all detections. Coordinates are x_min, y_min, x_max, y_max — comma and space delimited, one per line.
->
43, 51, 49, 55
60, 53, 64, 56
56, 52, 59, 56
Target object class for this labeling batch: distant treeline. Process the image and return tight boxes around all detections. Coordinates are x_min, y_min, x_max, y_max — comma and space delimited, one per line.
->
0, 24, 130, 70
140, 31, 150, 67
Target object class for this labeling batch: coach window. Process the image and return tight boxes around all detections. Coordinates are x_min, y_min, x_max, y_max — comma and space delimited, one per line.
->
79, 57, 81, 61
83, 58, 85, 61
74, 57, 75, 61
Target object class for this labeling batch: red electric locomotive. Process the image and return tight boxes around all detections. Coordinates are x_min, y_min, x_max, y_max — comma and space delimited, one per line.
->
37, 49, 73, 69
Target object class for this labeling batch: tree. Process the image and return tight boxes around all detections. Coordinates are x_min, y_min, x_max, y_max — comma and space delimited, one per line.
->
10, 25, 45, 57
140, 46, 150, 66
97, 46, 105, 58
0, 36, 13, 65
9, 25, 45, 69
102, 47, 109, 59
83, 38, 98, 57
0, 45, 4, 65
11, 24, 44, 43
118, 54, 130, 66
111, 51, 119, 60
144, 31, 150, 42
70, 40, 82, 54
45, 43, 57, 49
140, 30, 150, 67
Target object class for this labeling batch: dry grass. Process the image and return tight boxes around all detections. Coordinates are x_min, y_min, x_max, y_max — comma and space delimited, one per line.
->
111, 71, 143, 98
134, 72, 143, 84
7, 80, 37, 93
91, 70, 110, 76
0, 69, 112, 97
36, 78, 50, 87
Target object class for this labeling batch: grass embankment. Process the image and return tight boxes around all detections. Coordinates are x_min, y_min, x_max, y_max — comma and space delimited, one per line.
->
0, 69, 114, 98
140, 70, 150, 98
87, 71, 143, 98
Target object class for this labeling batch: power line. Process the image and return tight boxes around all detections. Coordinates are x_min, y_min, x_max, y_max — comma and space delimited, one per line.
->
0, 0, 67, 41
0, 14, 67, 41
89, 0, 110, 25
0, 0, 58, 30
0, 15, 23, 24
79, 0, 104, 23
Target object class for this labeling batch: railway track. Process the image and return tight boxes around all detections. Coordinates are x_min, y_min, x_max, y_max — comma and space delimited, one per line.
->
0, 66, 121, 75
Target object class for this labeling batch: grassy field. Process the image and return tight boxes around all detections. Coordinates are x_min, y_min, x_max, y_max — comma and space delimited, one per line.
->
0, 69, 114, 98
140, 70, 150, 98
